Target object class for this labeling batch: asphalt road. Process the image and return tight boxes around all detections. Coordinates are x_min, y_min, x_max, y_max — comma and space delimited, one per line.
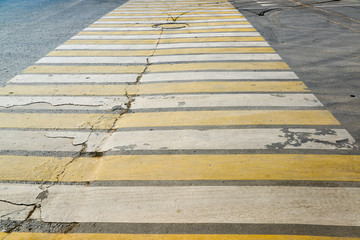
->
230, 0, 360, 141
0, 0, 127, 86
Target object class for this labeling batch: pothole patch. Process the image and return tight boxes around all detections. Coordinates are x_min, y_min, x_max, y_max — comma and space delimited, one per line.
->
153, 23, 189, 29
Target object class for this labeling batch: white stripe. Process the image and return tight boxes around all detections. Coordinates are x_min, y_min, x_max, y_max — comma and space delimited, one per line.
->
97, 128, 355, 151
71, 32, 261, 40
9, 74, 137, 84
0, 96, 128, 110
150, 54, 282, 62
103, 14, 243, 18
95, 19, 247, 24
0, 128, 355, 153
141, 71, 298, 82
116, 6, 234, 9
85, 25, 254, 31
111, 10, 238, 13
57, 42, 269, 50
36, 56, 148, 64
2, 184, 359, 225
131, 94, 322, 109
36, 54, 281, 64
261, 3, 277, 6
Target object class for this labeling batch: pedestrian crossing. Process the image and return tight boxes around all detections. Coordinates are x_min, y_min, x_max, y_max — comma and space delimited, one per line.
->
0, 0, 359, 238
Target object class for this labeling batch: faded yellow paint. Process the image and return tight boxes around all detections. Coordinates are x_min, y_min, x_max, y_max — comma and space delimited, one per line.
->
47, 50, 154, 56
23, 65, 144, 74
0, 232, 8, 240
0, 113, 119, 129
47, 47, 275, 57
65, 36, 264, 44
107, 11, 240, 16
78, 28, 256, 35
65, 39, 158, 45
89, 21, 251, 27
115, 110, 340, 128
0, 110, 337, 129
147, 62, 289, 72
1, 154, 359, 182
0, 155, 73, 182
0, 81, 309, 96
100, 16, 244, 21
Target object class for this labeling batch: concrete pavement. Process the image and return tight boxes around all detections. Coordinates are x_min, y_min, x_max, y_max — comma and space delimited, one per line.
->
0, 0, 359, 239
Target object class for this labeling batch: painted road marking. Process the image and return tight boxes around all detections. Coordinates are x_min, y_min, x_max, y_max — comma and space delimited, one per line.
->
37, 54, 282, 64
47, 48, 276, 56
57, 42, 270, 50
0, 129, 354, 152
64, 37, 265, 44
84, 25, 254, 30
1, 184, 359, 225
0, 96, 128, 111
131, 94, 322, 108
105, 14, 244, 18
0, 154, 358, 182
0, 81, 309, 95
141, 71, 297, 82
97, 128, 354, 152
8, 74, 138, 84
0, 110, 339, 129
84, 25, 254, 31
91, 21, 252, 26
96, 19, 247, 24
71, 32, 260, 39
24, 63, 288, 74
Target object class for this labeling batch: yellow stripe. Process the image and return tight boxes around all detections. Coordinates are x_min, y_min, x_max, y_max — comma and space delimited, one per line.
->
23, 65, 144, 74
0, 113, 118, 129
47, 50, 153, 56
0, 81, 309, 96
24, 62, 288, 73
78, 28, 257, 35
90, 21, 251, 27
115, 110, 340, 128
1, 154, 359, 182
0, 110, 339, 129
65, 36, 264, 44
107, 11, 240, 16
98, 16, 244, 21
48, 47, 275, 56
147, 62, 290, 72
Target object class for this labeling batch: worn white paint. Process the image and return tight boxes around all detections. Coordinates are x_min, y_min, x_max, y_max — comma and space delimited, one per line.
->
102, 14, 243, 18
150, 54, 282, 62
110, 10, 238, 14
95, 19, 247, 24
131, 94, 322, 109
97, 128, 355, 152
57, 42, 269, 50
0, 96, 128, 110
1, 184, 358, 225
36, 56, 148, 64
71, 32, 260, 40
37, 54, 281, 64
0, 130, 90, 152
84, 25, 254, 31
0, 185, 332, 225
0, 184, 42, 221
141, 71, 298, 82
9, 74, 138, 83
